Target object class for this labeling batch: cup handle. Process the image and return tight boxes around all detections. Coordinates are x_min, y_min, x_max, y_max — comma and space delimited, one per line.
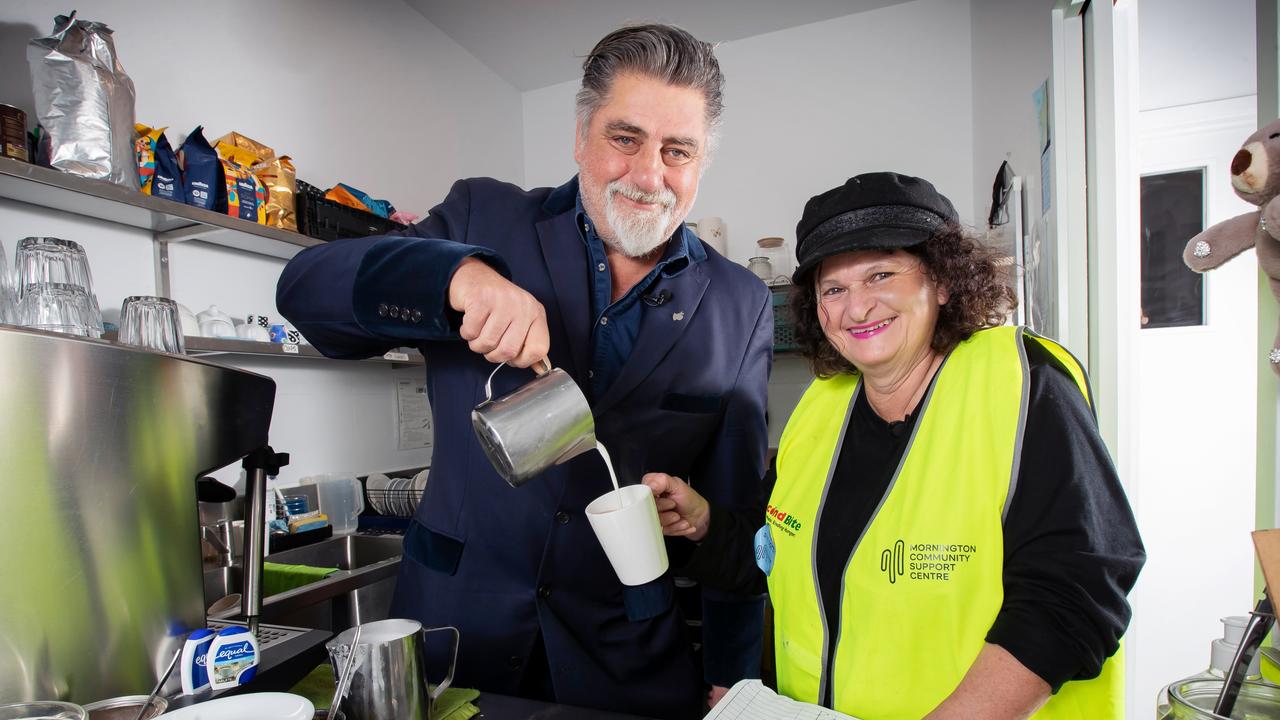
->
481, 362, 507, 403
482, 358, 555, 401
351, 477, 365, 519
422, 625, 461, 704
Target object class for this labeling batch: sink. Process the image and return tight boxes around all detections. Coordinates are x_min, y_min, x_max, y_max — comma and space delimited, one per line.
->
204, 533, 404, 632
268, 533, 403, 569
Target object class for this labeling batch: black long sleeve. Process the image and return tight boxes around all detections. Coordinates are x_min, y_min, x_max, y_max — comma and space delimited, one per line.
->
985, 341, 1145, 690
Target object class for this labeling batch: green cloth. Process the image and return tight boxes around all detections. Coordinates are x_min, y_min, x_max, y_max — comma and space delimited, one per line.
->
292, 662, 480, 720
261, 561, 339, 596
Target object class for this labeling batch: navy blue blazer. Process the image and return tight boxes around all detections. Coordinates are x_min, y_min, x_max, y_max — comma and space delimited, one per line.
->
277, 177, 772, 719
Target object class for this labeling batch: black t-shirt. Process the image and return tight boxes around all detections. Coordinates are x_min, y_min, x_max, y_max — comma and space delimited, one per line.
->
677, 341, 1145, 695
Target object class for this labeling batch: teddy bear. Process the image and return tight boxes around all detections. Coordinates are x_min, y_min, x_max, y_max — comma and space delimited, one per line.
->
1183, 117, 1280, 374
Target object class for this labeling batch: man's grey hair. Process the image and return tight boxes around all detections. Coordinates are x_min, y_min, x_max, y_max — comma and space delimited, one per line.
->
576, 24, 724, 155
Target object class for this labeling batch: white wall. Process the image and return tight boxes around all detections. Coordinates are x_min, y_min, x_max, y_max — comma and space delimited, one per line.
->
0, 0, 524, 484
1138, 0, 1256, 112
523, 0, 976, 265
970, 0, 1053, 227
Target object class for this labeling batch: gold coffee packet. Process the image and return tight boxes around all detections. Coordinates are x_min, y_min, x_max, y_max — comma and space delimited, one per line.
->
254, 155, 297, 231
213, 131, 274, 162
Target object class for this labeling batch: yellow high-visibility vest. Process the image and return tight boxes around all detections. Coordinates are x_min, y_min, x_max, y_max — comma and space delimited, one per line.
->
766, 326, 1122, 719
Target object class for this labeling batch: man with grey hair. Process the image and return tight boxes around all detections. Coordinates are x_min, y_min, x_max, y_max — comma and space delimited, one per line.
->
278, 23, 771, 718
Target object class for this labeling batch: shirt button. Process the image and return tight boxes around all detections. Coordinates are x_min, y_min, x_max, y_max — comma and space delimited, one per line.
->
555, 511, 570, 525
599, 316, 608, 326
537, 585, 552, 599
587, 370, 594, 378
411, 309, 423, 323
377, 303, 389, 317
597, 263, 606, 272
508, 655, 523, 670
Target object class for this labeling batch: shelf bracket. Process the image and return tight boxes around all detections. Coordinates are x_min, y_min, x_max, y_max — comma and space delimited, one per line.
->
153, 237, 171, 298
156, 224, 234, 244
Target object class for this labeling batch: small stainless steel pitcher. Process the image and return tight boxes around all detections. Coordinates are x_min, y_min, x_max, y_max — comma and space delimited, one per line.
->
471, 359, 596, 487
326, 618, 459, 720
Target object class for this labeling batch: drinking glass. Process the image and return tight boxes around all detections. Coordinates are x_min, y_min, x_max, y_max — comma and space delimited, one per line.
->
118, 296, 185, 353
18, 282, 102, 337
14, 237, 103, 333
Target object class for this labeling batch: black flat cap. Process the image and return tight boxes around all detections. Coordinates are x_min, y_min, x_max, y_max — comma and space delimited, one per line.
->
794, 172, 958, 276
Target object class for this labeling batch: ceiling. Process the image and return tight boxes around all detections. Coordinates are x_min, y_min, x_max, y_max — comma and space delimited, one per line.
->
403, 0, 914, 91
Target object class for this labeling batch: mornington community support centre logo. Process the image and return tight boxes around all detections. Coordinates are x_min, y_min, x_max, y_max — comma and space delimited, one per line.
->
881, 538, 977, 584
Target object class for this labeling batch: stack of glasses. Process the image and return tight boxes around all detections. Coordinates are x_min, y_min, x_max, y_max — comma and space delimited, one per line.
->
8, 237, 104, 338
0, 239, 14, 325
117, 295, 185, 354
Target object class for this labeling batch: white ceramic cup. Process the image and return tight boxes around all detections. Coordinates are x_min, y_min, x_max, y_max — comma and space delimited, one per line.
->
585, 484, 669, 586
697, 216, 727, 256
236, 315, 271, 342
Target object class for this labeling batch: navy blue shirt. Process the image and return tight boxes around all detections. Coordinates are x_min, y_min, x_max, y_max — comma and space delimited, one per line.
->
575, 193, 705, 400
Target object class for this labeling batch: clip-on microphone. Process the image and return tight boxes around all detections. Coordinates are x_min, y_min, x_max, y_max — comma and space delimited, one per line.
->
642, 289, 672, 307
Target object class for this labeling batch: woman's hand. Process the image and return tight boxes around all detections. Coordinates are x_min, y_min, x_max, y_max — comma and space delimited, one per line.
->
642, 472, 711, 542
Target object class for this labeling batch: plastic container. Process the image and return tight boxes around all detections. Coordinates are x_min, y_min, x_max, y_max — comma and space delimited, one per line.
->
300, 474, 364, 535
180, 628, 214, 695
771, 288, 797, 351
207, 626, 259, 689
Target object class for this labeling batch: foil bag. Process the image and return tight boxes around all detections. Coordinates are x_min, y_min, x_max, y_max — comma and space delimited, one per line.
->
28, 11, 138, 187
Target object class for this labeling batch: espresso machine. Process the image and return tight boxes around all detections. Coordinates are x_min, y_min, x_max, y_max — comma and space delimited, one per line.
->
0, 326, 278, 703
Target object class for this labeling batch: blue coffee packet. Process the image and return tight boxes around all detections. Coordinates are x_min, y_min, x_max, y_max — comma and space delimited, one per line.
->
152, 132, 182, 201
137, 125, 183, 201
178, 126, 223, 211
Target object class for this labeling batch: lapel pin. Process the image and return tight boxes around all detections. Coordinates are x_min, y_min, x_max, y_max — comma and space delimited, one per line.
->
672, 311, 685, 321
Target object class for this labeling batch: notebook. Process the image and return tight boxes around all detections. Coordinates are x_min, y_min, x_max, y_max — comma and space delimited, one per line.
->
704, 679, 861, 720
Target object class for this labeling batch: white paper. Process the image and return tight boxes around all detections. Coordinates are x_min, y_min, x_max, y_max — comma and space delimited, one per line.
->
395, 377, 432, 450
704, 680, 860, 720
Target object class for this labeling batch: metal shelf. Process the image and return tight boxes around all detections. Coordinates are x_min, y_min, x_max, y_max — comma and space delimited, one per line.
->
0, 156, 321, 260
184, 336, 424, 367
0, 158, 425, 371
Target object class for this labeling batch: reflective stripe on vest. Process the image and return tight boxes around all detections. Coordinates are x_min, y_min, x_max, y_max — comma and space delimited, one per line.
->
766, 326, 1123, 719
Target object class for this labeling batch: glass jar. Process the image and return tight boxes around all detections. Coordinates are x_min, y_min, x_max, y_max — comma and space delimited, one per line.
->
747, 256, 773, 282
755, 236, 792, 284
1158, 676, 1280, 719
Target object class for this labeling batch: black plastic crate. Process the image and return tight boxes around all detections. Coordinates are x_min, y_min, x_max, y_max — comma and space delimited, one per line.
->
296, 179, 406, 242
772, 287, 798, 351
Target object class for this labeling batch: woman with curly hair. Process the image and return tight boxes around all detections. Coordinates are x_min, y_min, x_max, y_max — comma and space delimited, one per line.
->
645, 173, 1143, 719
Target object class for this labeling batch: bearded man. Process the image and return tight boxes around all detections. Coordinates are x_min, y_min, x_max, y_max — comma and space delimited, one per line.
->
277, 24, 772, 720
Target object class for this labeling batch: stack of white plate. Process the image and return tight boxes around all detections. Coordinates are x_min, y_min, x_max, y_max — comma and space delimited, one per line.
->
365, 473, 391, 515
364, 470, 428, 517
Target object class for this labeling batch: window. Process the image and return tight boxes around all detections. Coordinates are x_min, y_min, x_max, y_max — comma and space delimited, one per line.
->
1140, 170, 1205, 328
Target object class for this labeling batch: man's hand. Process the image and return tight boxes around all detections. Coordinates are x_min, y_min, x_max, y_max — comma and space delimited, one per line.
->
447, 257, 550, 368
642, 472, 711, 542
708, 685, 729, 709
